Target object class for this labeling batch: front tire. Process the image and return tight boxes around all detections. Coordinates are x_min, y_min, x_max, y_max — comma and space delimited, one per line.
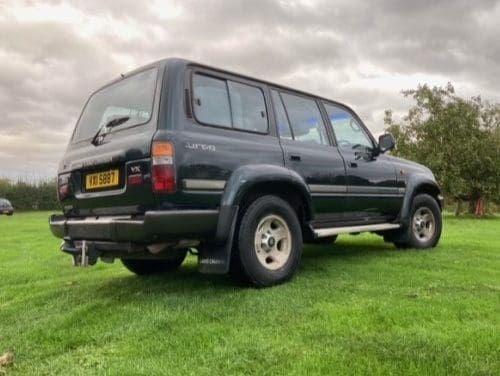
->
231, 195, 302, 287
393, 194, 442, 249
121, 250, 187, 275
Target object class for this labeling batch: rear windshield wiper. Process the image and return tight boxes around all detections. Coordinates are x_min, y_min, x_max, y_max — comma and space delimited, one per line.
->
91, 116, 130, 146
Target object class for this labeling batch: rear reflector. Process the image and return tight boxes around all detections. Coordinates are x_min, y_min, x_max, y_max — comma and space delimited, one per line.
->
127, 174, 143, 186
57, 173, 71, 200
151, 141, 176, 193
152, 165, 176, 192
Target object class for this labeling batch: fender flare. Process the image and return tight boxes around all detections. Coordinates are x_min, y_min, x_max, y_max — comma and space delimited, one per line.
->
221, 164, 312, 212
217, 164, 313, 242
398, 173, 443, 227
216, 164, 314, 242
199, 165, 312, 274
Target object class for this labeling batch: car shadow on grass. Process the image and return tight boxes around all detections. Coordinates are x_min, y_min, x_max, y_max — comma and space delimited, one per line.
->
93, 261, 238, 299
89, 238, 399, 297
303, 239, 398, 260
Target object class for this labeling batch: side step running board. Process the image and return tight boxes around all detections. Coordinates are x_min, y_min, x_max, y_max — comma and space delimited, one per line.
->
314, 223, 400, 238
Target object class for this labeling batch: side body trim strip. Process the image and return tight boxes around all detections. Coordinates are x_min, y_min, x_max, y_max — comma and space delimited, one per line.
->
308, 184, 405, 195
183, 179, 226, 190
308, 184, 347, 194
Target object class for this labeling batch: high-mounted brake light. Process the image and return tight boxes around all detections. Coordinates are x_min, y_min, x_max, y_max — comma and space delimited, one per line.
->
151, 141, 176, 193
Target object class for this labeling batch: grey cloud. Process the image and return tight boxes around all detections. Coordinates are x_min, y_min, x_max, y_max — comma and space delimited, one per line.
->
0, 0, 499, 180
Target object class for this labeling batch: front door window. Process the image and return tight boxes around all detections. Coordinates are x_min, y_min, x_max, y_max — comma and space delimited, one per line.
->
323, 103, 373, 151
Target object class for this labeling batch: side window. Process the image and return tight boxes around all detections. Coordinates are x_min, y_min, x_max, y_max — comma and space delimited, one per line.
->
192, 74, 231, 127
280, 92, 329, 145
227, 81, 267, 132
192, 73, 268, 133
324, 103, 373, 150
270, 90, 293, 139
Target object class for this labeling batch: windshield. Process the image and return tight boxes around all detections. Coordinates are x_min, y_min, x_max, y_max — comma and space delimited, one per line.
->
0, 199, 11, 206
72, 68, 157, 143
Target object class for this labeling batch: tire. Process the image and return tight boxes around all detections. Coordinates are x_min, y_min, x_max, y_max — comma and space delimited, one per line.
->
121, 250, 187, 275
231, 195, 303, 287
393, 194, 442, 249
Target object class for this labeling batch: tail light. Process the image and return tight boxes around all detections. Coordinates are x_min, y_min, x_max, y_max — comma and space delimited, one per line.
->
57, 173, 72, 200
151, 141, 176, 193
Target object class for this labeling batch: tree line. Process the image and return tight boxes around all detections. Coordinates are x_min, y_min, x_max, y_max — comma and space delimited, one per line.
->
384, 83, 500, 216
0, 178, 59, 211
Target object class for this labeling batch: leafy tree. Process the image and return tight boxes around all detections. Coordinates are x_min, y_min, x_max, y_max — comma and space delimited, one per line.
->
384, 83, 500, 216
0, 179, 59, 211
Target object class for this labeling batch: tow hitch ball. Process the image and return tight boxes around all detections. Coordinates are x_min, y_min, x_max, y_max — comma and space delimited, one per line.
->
60, 240, 99, 267
73, 240, 89, 267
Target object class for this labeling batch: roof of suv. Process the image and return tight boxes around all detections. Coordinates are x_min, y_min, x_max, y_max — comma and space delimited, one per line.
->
101, 57, 357, 115
87, 57, 372, 143
165, 58, 349, 106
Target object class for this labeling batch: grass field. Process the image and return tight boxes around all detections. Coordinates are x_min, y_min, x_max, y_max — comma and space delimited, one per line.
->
0, 212, 499, 375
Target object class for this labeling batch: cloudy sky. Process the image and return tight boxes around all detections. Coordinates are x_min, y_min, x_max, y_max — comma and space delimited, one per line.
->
1, 0, 499, 181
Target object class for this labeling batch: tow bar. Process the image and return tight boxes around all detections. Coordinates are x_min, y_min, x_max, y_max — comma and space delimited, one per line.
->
60, 239, 99, 267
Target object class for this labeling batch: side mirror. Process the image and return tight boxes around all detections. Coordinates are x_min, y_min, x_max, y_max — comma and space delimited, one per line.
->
378, 133, 396, 153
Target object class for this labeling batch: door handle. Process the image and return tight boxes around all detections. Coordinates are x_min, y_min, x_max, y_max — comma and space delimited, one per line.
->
349, 161, 358, 168
290, 154, 301, 161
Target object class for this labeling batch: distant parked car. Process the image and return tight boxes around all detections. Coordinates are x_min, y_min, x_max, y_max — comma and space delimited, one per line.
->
0, 198, 14, 216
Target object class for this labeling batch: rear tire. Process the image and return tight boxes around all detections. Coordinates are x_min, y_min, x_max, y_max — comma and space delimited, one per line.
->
392, 194, 442, 249
231, 195, 302, 287
121, 250, 187, 275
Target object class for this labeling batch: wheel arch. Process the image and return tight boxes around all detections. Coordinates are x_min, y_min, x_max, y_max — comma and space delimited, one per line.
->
199, 165, 313, 275
221, 164, 313, 221
398, 173, 443, 227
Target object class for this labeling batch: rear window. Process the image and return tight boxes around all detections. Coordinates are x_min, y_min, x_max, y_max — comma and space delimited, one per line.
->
192, 73, 268, 133
72, 68, 157, 143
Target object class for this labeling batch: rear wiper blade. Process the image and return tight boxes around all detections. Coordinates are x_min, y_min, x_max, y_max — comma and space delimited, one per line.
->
91, 116, 130, 146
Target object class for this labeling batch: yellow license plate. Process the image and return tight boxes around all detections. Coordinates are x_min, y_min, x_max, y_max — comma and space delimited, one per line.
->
85, 169, 120, 190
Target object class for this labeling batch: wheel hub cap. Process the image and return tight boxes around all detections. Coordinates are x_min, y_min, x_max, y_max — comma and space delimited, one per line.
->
268, 237, 275, 247
412, 207, 435, 242
254, 214, 292, 270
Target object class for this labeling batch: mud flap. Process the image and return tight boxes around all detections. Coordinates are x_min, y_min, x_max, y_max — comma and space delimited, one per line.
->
198, 206, 238, 274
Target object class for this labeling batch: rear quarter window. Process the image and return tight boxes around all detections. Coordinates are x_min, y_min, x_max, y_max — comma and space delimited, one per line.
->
192, 74, 232, 127
192, 73, 268, 133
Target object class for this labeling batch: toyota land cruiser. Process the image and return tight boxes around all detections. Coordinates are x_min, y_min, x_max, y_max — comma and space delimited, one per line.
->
49, 58, 443, 287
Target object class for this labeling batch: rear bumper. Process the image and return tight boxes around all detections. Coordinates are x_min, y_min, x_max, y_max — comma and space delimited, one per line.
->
49, 210, 219, 242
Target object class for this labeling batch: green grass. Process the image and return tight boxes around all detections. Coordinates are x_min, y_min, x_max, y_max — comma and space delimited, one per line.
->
0, 212, 499, 375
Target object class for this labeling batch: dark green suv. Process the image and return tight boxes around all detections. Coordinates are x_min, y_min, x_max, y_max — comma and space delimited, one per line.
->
49, 58, 443, 287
